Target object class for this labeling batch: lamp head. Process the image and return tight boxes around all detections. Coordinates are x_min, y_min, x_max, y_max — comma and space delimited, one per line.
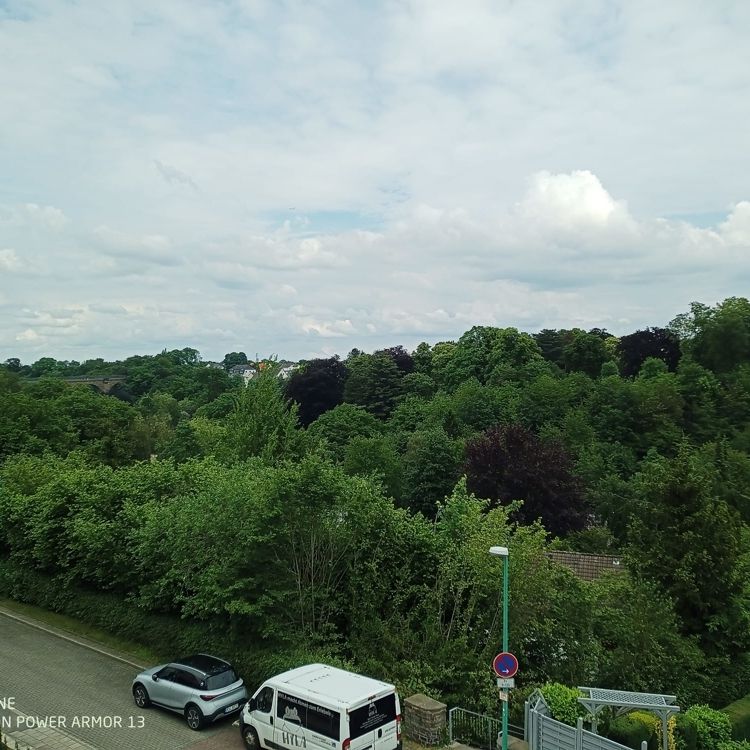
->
489, 546, 509, 557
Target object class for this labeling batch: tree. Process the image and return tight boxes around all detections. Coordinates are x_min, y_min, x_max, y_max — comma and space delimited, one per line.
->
344, 353, 402, 419
224, 369, 307, 463
562, 330, 610, 377
285, 357, 347, 426
343, 435, 402, 499
3, 357, 21, 372
618, 327, 681, 377
376, 345, 414, 375
590, 573, 705, 703
625, 445, 750, 656
222, 351, 248, 369
534, 329, 569, 368
307, 403, 382, 456
671, 297, 750, 373
401, 428, 461, 517
464, 424, 588, 536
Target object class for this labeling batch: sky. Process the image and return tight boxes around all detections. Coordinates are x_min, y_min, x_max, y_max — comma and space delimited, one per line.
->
1, 0, 749, 365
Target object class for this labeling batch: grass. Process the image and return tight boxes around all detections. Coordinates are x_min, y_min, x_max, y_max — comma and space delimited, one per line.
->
0, 598, 164, 666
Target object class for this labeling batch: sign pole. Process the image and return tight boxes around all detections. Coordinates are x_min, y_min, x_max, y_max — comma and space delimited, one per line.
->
501, 555, 509, 750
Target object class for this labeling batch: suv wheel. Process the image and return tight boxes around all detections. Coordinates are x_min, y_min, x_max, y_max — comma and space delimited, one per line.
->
133, 684, 151, 708
243, 726, 260, 750
185, 703, 205, 731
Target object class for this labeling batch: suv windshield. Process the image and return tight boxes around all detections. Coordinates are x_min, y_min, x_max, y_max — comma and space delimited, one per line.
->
349, 694, 397, 739
205, 668, 239, 691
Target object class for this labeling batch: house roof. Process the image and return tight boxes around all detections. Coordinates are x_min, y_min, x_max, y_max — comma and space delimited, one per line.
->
544, 550, 624, 581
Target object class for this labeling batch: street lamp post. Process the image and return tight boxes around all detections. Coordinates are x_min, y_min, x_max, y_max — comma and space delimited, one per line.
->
489, 546, 510, 750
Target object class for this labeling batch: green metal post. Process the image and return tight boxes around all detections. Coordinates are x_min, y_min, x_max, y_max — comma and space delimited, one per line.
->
501, 555, 509, 750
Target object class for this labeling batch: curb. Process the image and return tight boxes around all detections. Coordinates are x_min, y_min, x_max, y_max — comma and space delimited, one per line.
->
0, 606, 146, 670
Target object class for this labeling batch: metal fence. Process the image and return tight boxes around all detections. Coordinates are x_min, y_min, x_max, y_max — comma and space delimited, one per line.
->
524, 691, 642, 750
448, 707, 524, 750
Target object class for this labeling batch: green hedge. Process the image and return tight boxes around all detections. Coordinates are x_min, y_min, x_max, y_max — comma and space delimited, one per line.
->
0, 560, 342, 692
723, 694, 750, 741
608, 714, 657, 750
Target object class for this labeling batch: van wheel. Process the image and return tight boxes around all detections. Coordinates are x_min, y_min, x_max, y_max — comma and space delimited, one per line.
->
243, 726, 260, 750
185, 704, 204, 731
133, 684, 151, 708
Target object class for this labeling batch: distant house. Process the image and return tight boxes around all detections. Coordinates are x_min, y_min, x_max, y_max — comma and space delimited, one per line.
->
544, 551, 624, 582
204, 361, 224, 370
229, 364, 258, 382
277, 364, 298, 380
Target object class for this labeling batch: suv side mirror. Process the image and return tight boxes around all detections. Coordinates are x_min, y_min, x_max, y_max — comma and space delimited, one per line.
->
248, 698, 257, 712
152, 674, 159, 682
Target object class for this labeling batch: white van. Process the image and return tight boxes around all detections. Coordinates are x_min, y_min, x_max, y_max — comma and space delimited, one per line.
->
239, 664, 402, 750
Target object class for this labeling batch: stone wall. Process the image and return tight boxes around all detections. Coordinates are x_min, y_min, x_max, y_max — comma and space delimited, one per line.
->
404, 693, 447, 746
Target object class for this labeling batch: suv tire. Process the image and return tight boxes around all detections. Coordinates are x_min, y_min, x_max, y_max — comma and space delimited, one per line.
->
132, 684, 151, 708
185, 703, 205, 731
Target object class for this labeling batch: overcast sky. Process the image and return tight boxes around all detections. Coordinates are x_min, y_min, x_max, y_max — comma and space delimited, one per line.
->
1, 0, 749, 364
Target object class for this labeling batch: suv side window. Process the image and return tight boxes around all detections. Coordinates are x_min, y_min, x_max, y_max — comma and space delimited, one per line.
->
256, 686, 274, 713
157, 667, 179, 681
174, 669, 200, 688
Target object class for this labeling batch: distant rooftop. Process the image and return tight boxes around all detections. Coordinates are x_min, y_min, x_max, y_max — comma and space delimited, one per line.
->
545, 550, 624, 581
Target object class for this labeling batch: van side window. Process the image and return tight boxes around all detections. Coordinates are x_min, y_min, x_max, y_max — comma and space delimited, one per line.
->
306, 702, 340, 741
277, 692, 307, 727
257, 686, 274, 714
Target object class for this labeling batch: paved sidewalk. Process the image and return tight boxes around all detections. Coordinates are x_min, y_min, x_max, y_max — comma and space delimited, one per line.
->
0, 604, 242, 750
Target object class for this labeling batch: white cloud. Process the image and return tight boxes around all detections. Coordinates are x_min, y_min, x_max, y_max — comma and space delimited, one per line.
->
0, 249, 22, 271
0, 1, 748, 362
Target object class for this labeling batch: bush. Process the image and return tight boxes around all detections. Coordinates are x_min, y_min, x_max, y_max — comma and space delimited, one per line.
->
608, 713, 657, 750
723, 694, 750, 741
683, 705, 732, 750
674, 713, 698, 750
539, 683, 584, 726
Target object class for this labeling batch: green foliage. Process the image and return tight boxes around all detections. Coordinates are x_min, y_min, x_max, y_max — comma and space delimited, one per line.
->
674, 713, 698, 750
3, 298, 750, 713
344, 352, 402, 418
223, 368, 307, 463
307, 403, 382, 455
539, 683, 583, 726
723, 693, 750, 740
608, 713, 657, 750
683, 705, 732, 750
400, 428, 460, 517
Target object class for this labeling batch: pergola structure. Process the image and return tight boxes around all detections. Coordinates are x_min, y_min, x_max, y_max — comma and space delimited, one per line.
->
578, 687, 680, 750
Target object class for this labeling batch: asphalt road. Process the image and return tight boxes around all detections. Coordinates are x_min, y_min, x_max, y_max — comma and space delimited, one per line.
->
0, 611, 245, 750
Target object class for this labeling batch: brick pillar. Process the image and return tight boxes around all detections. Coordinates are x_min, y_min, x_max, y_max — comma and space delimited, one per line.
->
404, 694, 447, 746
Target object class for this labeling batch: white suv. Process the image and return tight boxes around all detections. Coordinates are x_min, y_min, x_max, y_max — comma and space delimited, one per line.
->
132, 653, 248, 730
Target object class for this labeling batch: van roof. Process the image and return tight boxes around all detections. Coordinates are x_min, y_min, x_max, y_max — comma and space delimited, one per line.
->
268, 664, 395, 707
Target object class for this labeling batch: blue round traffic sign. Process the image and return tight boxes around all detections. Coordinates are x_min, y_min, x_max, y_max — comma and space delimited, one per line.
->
492, 652, 519, 678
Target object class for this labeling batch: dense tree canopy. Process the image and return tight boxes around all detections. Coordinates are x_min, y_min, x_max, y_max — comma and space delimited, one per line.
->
2, 296, 750, 713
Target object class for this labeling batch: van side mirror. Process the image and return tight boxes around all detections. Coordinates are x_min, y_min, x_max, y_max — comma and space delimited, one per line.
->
248, 698, 257, 711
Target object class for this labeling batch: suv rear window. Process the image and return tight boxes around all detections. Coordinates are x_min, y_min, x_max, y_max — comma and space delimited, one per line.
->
349, 694, 397, 739
205, 668, 238, 690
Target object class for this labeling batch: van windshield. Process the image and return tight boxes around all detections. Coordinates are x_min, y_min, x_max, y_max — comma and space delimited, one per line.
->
349, 694, 397, 739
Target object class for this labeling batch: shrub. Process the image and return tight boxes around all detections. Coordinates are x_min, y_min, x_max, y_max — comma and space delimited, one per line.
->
674, 713, 698, 750
683, 705, 732, 750
608, 713, 656, 750
540, 683, 584, 726
723, 694, 750, 741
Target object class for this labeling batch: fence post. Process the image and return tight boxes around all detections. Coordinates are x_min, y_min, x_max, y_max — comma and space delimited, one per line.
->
524, 701, 529, 744
576, 717, 583, 750
641, 743, 648, 750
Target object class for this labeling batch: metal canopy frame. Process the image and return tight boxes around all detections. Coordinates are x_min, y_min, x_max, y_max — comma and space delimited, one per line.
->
577, 687, 680, 750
